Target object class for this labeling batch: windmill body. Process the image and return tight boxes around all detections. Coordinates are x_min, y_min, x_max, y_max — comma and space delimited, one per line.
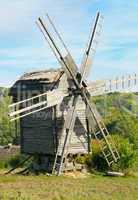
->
10, 69, 90, 171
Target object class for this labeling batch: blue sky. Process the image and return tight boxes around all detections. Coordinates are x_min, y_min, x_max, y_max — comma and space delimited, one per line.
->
0, 0, 138, 87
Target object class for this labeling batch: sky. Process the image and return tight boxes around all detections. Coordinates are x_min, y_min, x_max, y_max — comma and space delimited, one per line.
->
0, 0, 138, 87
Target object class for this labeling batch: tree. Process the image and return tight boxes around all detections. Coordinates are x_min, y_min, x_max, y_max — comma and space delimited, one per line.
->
93, 93, 138, 150
0, 88, 19, 145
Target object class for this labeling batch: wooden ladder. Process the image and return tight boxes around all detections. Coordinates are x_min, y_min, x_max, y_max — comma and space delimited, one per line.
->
52, 129, 71, 175
93, 120, 120, 166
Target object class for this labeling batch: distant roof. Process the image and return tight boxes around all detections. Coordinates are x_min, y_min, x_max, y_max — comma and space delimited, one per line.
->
18, 68, 63, 83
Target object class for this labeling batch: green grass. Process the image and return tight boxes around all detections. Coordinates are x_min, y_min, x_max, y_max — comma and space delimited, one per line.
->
0, 172, 138, 200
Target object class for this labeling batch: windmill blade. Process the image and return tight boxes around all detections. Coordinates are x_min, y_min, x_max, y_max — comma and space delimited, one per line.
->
52, 96, 79, 175
82, 88, 120, 166
50, 70, 65, 91
9, 90, 68, 121
45, 14, 78, 79
105, 73, 137, 93
88, 73, 138, 96
80, 12, 103, 81
87, 80, 105, 96
81, 57, 93, 80
36, 16, 78, 81
61, 53, 78, 79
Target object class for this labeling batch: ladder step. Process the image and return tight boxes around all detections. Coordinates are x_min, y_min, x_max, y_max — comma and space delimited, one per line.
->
98, 24, 102, 29
93, 39, 98, 44
91, 48, 96, 53
55, 163, 61, 166
95, 128, 106, 136
109, 161, 114, 166
105, 152, 111, 158
102, 145, 108, 150
95, 131, 100, 136
96, 31, 101, 36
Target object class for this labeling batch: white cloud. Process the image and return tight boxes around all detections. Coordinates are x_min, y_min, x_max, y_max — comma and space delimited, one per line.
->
0, 0, 138, 87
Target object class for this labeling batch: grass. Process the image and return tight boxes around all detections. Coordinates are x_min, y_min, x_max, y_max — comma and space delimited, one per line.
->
0, 172, 138, 200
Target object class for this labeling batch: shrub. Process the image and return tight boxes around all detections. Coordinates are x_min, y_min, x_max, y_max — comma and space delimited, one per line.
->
6, 154, 28, 168
75, 154, 89, 165
0, 158, 9, 169
90, 139, 108, 171
89, 135, 137, 172
111, 135, 137, 172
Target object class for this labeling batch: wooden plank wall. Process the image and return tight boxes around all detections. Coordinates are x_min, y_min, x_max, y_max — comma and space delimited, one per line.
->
19, 72, 89, 155
21, 106, 56, 155
56, 74, 89, 155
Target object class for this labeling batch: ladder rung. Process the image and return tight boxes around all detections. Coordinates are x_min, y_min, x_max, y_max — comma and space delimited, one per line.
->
56, 163, 60, 166
105, 152, 111, 158
102, 145, 108, 150
91, 48, 96, 53
95, 131, 100, 136
95, 128, 106, 136
98, 24, 102, 29
96, 31, 101, 36
93, 39, 98, 44
109, 161, 114, 166
101, 141, 112, 148
113, 153, 120, 160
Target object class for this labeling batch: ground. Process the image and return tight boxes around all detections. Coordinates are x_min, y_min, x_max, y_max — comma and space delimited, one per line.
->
0, 171, 138, 200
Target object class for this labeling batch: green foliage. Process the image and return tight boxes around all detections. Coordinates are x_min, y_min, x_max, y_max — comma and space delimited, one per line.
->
91, 93, 138, 172
0, 153, 32, 173
112, 135, 137, 172
0, 88, 19, 145
88, 135, 137, 172
75, 154, 89, 165
6, 154, 28, 168
0, 154, 28, 169
90, 140, 108, 171
93, 93, 138, 150
0, 158, 9, 169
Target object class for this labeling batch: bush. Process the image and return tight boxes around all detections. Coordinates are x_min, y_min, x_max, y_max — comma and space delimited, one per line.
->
0, 158, 9, 169
5, 154, 28, 169
0, 154, 27, 169
112, 135, 137, 172
75, 154, 89, 165
90, 139, 108, 171
88, 135, 137, 172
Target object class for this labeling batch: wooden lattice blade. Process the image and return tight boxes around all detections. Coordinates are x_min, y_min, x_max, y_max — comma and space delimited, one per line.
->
88, 73, 137, 96
9, 90, 68, 121
80, 12, 103, 81
61, 53, 78, 79
81, 57, 93, 80
37, 16, 79, 81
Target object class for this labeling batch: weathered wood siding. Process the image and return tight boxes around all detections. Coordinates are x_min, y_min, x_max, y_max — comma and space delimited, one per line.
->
11, 70, 89, 156
56, 96, 88, 155
21, 108, 56, 154
56, 74, 88, 155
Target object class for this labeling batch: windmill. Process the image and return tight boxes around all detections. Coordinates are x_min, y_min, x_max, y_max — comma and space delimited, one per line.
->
9, 12, 137, 175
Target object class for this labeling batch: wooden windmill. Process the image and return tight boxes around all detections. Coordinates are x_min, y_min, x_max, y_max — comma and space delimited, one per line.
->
9, 12, 137, 175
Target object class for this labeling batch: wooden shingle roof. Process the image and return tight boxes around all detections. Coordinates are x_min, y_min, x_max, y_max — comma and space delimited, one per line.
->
19, 68, 62, 83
